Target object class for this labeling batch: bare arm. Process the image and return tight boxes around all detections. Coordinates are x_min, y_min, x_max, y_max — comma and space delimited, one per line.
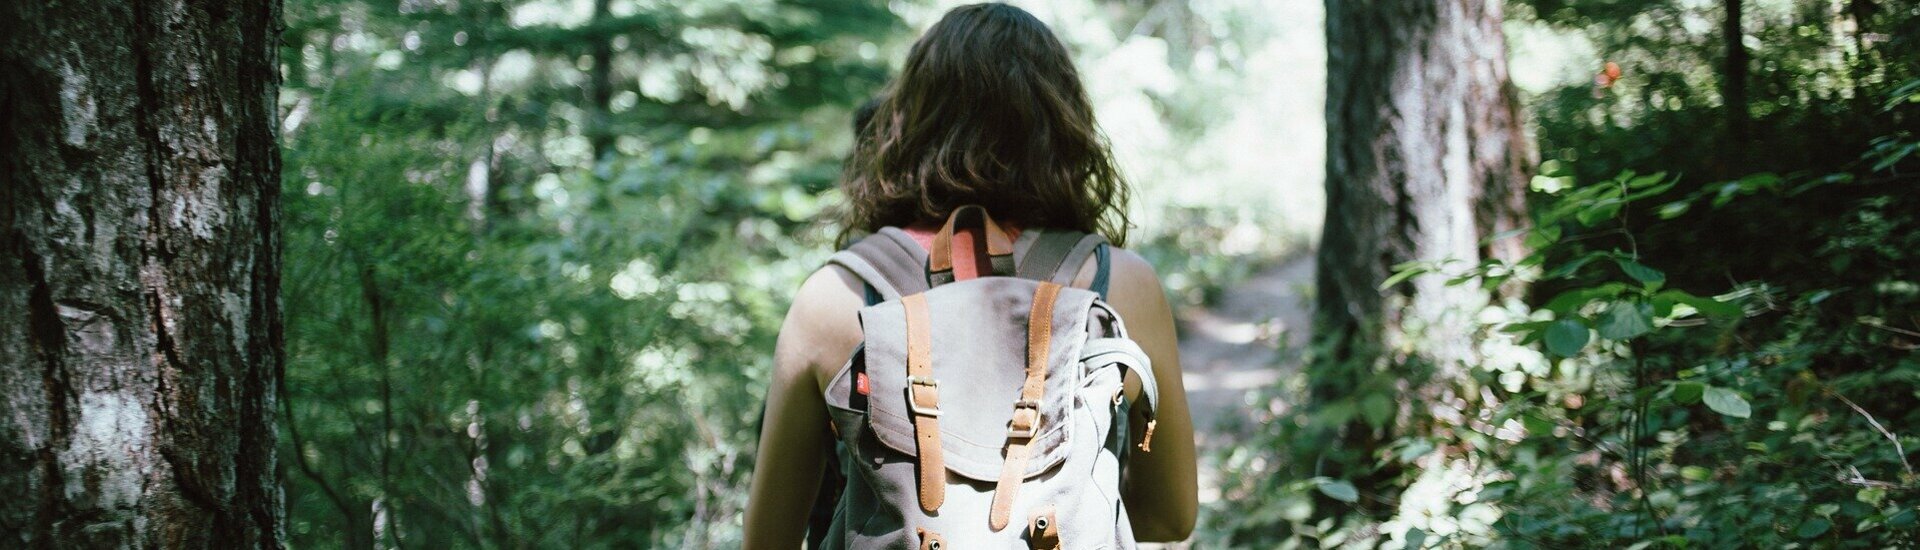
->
1099, 249, 1200, 541
743, 268, 863, 549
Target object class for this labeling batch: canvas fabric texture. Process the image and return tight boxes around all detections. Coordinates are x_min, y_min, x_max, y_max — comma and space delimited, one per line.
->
816, 224, 1157, 549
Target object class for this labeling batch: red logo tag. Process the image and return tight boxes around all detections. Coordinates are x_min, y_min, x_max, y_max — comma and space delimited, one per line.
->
855, 372, 871, 396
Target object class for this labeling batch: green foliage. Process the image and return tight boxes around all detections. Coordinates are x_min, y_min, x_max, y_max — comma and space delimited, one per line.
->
279, 0, 895, 545
1208, 0, 1920, 537
1479, 171, 1920, 546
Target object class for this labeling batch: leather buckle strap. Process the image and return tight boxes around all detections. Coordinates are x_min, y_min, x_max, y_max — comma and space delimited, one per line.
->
988, 282, 1063, 531
906, 376, 942, 417
1006, 399, 1041, 439
902, 293, 945, 513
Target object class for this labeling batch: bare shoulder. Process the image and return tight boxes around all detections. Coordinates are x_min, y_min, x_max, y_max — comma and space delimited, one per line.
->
1068, 246, 1169, 314
1104, 247, 1162, 291
777, 264, 868, 388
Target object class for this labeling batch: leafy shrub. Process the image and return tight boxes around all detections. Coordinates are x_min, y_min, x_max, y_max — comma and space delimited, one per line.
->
1208, 81, 1919, 549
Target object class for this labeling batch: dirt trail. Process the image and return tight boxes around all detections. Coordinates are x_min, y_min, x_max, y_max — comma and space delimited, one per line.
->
1145, 254, 1315, 548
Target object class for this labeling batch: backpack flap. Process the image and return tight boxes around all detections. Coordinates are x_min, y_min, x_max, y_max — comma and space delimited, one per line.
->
856, 278, 1099, 483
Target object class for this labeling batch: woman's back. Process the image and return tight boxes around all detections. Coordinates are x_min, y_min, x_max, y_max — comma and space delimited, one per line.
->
742, 3, 1196, 547
747, 223, 1197, 546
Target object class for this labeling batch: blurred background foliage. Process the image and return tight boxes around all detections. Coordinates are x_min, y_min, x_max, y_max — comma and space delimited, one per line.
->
279, 0, 1320, 546
279, 0, 1917, 547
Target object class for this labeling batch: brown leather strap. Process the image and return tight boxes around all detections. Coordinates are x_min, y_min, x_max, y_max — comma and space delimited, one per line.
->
902, 293, 945, 513
988, 282, 1062, 531
1027, 506, 1061, 550
916, 527, 946, 550
928, 205, 1015, 285
1139, 418, 1158, 452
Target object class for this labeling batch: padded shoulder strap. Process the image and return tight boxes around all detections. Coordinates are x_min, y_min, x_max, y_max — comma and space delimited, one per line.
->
1017, 230, 1110, 296
834, 227, 1111, 300
827, 227, 929, 302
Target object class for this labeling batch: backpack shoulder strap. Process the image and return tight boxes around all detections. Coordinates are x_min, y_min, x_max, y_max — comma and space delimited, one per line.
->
827, 227, 929, 303
1017, 230, 1111, 298
836, 227, 1113, 301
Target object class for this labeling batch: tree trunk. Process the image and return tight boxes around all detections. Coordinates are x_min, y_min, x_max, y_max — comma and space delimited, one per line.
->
1311, 0, 1530, 504
1724, 0, 1749, 170
0, 0, 286, 546
587, 0, 617, 161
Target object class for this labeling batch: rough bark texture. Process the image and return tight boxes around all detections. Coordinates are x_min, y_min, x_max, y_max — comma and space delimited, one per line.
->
0, 0, 286, 546
1310, 0, 1530, 496
1319, 0, 1530, 365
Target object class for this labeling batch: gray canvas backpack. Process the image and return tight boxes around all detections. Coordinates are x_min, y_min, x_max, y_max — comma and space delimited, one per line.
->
817, 206, 1160, 549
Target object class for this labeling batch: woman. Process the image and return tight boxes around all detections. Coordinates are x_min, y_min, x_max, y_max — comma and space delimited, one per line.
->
744, 3, 1196, 547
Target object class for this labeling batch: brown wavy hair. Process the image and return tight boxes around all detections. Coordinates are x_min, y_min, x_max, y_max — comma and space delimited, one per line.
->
838, 3, 1130, 246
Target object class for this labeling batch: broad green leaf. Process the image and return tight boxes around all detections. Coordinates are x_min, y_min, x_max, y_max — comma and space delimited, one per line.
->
1657, 200, 1691, 219
1651, 292, 1678, 317
1543, 283, 1628, 315
1575, 199, 1623, 226
1712, 182, 1744, 208
1521, 412, 1554, 436
1672, 382, 1704, 404
1703, 387, 1752, 419
1884, 78, 1920, 111
1625, 171, 1670, 189
1361, 393, 1394, 431
1317, 479, 1360, 503
1615, 258, 1666, 287
1544, 319, 1590, 357
1538, 159, 1571, 177
1500, 320, 1551, 334
1740, 172, 1783, 189
1405, 527, 1428, 549
1655, 289, 1743, 319
1525, 224, 1563, 249
1680, 465, 1711, 480
1597, 301, 1654, 340
1796, 518, 1831, 539
1887, 509, 1916, 527
1531, 174, 1574, 193
1545, 252, 1606, 280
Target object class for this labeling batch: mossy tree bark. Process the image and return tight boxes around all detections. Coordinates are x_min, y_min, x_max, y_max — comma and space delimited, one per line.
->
0, 0, 286, 546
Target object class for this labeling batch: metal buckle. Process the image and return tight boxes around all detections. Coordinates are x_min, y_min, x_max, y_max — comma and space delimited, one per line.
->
1007, 399, 1042, 439
906, 376, 941, 417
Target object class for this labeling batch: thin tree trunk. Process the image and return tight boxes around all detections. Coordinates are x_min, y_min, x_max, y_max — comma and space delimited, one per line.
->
0, 0, 285, 546
1312, 0, 1530, 508
1725, 0, 1749, 169
357, 265, 400, 547
587, 0, 617, 161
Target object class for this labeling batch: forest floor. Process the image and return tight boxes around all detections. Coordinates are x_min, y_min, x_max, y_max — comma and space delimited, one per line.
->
1148, 253, 1317, 548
